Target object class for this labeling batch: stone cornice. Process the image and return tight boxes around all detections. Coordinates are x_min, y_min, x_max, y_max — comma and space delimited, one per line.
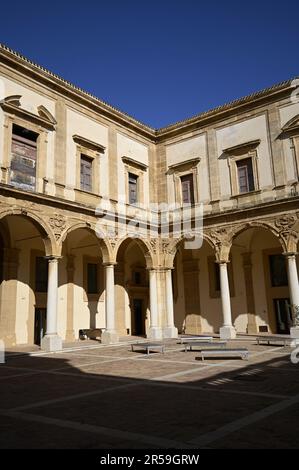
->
0, 44, 298, 142
222, 139, 261, 154
72, 135, 106, 153
122, 156, 148, 171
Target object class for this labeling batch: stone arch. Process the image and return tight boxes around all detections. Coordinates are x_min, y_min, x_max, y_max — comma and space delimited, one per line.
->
230, 221, 287, 253
164, 232, 216, 268
59, 222, 112, 263
0, 209, 56, 256
114, 236, 155, 269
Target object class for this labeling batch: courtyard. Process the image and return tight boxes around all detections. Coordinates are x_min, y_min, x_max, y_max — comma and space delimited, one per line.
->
0, 337, 298, 449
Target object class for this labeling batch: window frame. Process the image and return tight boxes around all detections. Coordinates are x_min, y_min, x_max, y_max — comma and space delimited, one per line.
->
227, 148, 260, 197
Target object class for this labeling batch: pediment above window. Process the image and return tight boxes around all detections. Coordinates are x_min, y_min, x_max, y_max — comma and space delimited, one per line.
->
282, 114, 299, 134
122, 156, 148, 171
222, 139, 261, 156
167, 157, 200, 175
0, 96, 56, 130
73, 135, 106, 153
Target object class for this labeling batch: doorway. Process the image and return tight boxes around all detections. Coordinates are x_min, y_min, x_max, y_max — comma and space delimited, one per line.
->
34, 308, 47, 345
131, 299, 145, 336
273, 298, 292, 334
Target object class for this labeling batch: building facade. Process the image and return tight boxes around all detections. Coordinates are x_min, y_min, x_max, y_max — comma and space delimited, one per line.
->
0, 44, 298, 351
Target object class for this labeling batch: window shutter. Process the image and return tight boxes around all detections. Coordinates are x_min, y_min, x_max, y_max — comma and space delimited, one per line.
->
180, 174, 195, 204
80, 155, 92, 192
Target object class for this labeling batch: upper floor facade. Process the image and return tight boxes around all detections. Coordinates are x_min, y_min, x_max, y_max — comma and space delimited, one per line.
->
0, 44, 298, 224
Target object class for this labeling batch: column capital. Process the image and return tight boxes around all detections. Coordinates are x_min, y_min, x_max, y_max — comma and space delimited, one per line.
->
283, 252, 298, 258
103, 262, 117, 267
44, 255, 62, 262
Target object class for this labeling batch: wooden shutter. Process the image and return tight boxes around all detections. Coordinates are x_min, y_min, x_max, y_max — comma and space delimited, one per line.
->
80, 155, 92, 192
11, 133, 37, 191
180, 174, 195, 204
237, 158, 254, 193
129, 173, 138, 204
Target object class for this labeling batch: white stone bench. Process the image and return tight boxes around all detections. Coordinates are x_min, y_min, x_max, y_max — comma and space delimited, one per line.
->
198, 348, 249, 361
180, 336, 213, 344
256, 336, 291, 347
184, 341, 227, 352
131, 342, 165, 355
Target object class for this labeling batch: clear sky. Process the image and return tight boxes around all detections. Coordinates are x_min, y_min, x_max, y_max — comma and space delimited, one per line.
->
1, 0, 298, 128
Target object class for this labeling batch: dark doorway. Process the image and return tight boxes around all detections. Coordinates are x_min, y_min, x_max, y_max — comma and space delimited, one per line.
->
274, 298, 292, 334
34, 308, 47, 345
131, 299, 145, 336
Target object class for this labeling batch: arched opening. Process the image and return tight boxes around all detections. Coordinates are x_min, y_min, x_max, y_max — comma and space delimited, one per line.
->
231, 226, 291, 334
60, 227, 107, 341
0, 214, 51, 346
116, 238, 150, 337
173, 238, 221, 335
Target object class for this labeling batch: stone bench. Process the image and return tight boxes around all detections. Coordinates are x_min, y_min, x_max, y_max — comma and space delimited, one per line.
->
131, 342, 165, 355
184, 341, 227, 352
180, 336, 213, 344
198, 348, 249, 361
256, 336, 291, 347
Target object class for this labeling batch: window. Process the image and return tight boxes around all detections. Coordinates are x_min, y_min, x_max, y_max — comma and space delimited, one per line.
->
35, 256, 48, 292
80, 154, 93, 192
87, 263, 98, 294
129, 173, 138, 204
10, 124, 38, 191
214, 263, 221, 292
269, 255, 288, 287
180, 174, 195, 204
236, 158, 255, 193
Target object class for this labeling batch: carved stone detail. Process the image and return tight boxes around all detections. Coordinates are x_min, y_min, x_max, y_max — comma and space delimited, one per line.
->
49, 214, 66, 241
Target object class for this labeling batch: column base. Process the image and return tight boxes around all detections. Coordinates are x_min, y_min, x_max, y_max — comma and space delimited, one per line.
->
147, 327, 163, 340
290, 327, 299, 347
220, 325, 236, 340
41, 334, 62, 352
101, 330, 119, 345
1, 334, 16, 348
163, 326, 178, 339
65, 330, 76, 342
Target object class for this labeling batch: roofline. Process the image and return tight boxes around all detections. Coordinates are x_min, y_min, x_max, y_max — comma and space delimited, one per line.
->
0, 44, 298, 141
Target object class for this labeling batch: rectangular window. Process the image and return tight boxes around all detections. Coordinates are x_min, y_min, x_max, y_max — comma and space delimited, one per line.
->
11, 124, 38, 191
236, 158, 254, 193
35, 256, 48, 292
80, 154, 93, 192
87, 263, 98, 294
129, 173, 138, 204
180, 174, 195, 204
214, 263, 221, 292
269, 254, 288, 287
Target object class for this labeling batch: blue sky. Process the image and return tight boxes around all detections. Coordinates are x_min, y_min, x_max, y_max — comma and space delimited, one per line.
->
1, 0, 298, 128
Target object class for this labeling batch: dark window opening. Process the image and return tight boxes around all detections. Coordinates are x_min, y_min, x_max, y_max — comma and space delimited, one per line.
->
134, 271, 141, 285
11, 124, 38, 191
269, 254, 288, 287
214, 263, 221, 292
236, 158, 255, 193
180, 174, 195, 204
35, 256, 48, 292
129, 173, 138, 204
80, 155, 93, 192
87, 263, 98, 294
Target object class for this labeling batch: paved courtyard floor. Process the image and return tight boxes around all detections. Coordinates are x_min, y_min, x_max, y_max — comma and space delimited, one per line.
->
0, 337, 299, 449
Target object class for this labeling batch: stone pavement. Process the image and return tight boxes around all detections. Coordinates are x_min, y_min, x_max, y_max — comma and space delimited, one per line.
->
0, 337, 298, 449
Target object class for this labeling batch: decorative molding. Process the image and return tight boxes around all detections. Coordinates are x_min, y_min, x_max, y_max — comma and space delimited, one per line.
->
167, 157, 200, 173
0, 101, 56, 130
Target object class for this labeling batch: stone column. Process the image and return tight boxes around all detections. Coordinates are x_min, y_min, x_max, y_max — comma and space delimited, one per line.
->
147, 269, 163, 340
285, 253, 299, 345
163, 269, 178, 338
242, 252, 259, 334
0, 248, 19, 346
41, 256, 62, 351
219, 262, 236, 339
102, 263, 119, 344
65, 255, 75, 342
